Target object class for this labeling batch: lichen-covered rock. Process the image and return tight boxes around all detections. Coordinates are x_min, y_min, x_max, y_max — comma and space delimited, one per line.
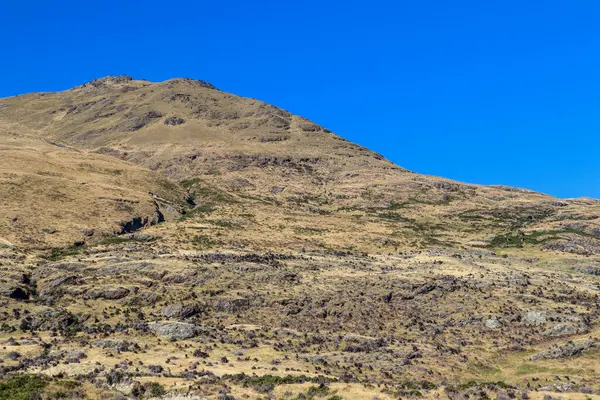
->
543, 322, 589, 337
148, 321, 199, 340
95, 339, 139, 352
485, 318, 502, 329
522, 311, 547, 326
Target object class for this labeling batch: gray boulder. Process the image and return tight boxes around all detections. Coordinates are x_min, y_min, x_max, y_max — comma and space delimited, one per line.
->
149, 321, 199, 340
522, 311, 547, 326
485, 318, 502, 329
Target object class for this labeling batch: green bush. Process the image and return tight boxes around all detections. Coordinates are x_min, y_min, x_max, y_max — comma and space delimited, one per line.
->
144, 381, 166, 397
0, 375, 46, 400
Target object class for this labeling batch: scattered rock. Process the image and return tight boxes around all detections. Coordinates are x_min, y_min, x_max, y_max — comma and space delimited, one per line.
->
164, 116, 185, 126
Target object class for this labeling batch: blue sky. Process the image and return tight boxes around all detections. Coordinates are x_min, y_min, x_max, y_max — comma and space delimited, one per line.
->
1, 1, 599, 198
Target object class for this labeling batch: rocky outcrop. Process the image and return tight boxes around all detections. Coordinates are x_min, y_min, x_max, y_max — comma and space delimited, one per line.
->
20, 308, 78, 333
84, 286, 130, 300
118, 199, 165, 234
543, 322, 589, 337
120, 111, 163, 132
214, 298, 251, 313
95, 339, 139, 352
532, 339, 595, 360
148, 321, 199, 340
162, 303, 205, 319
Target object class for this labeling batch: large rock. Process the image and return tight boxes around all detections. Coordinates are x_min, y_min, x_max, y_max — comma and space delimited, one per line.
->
148, 321, 199, 340
162, 303, 205, 319
522, 311, 547, 326
485, 317, 502, 329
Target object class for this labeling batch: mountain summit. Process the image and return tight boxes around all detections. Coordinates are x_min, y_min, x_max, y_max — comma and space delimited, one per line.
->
0, 77, 599, 398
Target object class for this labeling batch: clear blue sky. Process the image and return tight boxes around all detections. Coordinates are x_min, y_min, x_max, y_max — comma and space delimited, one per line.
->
1, 1, 599, 198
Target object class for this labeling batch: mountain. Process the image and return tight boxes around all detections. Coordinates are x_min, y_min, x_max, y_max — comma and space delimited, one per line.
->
0, 76, 599, 399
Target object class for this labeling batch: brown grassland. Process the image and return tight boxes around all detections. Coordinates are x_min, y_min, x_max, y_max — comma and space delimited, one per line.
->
0, 76, 600, 399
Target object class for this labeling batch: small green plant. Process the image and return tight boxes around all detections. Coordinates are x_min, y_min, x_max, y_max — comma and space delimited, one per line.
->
143, 381, 166, 397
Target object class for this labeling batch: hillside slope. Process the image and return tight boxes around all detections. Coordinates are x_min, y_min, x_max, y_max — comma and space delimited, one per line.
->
0, 77, 600, 399
1, 75, 599, 255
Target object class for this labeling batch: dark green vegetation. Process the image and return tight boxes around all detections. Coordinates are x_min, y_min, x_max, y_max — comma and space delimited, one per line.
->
489, 228, 598, 248
0, 375, 46, 400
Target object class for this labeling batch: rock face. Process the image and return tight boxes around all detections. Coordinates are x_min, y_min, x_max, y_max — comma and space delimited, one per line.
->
148, 321, 199, 340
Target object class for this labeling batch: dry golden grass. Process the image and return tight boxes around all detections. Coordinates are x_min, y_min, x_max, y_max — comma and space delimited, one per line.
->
1, 77, 600, 399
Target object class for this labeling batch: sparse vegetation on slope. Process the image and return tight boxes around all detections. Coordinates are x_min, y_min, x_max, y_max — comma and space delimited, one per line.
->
0, 77, 600, 399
